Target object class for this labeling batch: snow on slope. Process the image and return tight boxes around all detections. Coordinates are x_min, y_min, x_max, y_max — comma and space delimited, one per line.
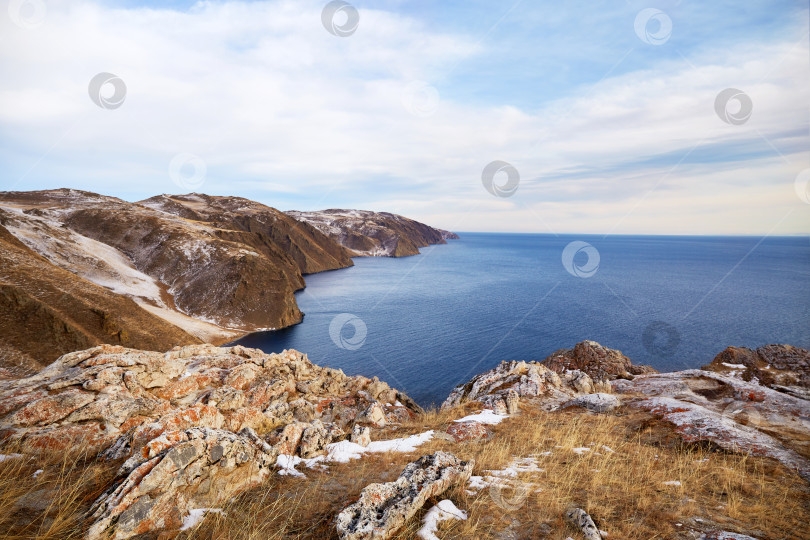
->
0, 206, 164, 305
0, 204, 236, 342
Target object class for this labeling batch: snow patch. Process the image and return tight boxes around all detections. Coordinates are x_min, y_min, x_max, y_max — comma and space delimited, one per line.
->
275, 431, 434, 477
180, 508, 225, 530
417, 500, 467, 540
453, 409, 507, 425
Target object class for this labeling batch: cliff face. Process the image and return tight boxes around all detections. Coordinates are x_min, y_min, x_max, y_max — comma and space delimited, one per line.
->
139, 194, 355, 275
286, 209, 457, 257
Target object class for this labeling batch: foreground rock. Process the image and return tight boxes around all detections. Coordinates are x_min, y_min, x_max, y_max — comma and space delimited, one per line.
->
564, 392, 620, 413
543, 340, 657, 381
0, 344, 421, 456
441, 356, 610, 411
614, 369, 810, 480
564, 507, 602, 540
335, 451, 473, 540
87, 427, 277, 539
703, 344, 810, 400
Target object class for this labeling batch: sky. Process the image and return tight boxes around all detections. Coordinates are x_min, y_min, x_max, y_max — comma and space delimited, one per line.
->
0, 0, 809, 234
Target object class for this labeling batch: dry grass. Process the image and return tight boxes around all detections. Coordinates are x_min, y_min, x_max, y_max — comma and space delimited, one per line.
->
0, 444, 117, 539
187, 405, 809, 539
1, 405, 808, 539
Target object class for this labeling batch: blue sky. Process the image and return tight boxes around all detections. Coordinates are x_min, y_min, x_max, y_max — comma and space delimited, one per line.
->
1, 0, 808, 234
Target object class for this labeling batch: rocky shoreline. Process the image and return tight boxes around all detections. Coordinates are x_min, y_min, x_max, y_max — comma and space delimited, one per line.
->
0, 339, 807, 539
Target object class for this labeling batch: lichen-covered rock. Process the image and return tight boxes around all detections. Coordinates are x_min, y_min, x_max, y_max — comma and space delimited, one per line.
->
298, 420, 344, 458
614, 370, 810, 480
506, 389, 520, 414
445, 421, 491, 442
441, 358, 598, 411
703, 344, 810, 399
564, 507, 602, 540
351, 424, 371, 447
544, 340, 657, 381
564, 393, 620, 413
87, 427, 278, 540
335, 451, 473, 540
0, 344, 421, 454
358, 401, 387, 427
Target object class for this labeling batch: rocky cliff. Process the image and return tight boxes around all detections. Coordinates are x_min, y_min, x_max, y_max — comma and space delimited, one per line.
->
0, 190, 457, 368
286, 209, 458, 257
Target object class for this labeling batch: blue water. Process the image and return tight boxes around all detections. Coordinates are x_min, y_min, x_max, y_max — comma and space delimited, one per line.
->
232, 234, 810, 407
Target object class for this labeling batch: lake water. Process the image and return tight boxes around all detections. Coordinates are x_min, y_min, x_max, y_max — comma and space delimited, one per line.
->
232, 233, 810, 407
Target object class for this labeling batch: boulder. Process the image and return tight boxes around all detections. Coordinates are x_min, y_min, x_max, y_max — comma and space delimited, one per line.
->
351, 424, 371, 447
543, 340, 657, 381
445, 421, 492, 442
703, 344, 810, 399
268, 422, 307, 456
564, 507, 602, 540
87, 427, 277, 540
442, 358, 601, 411
564, 393, 620, 413
335, 451, 473, 540
298, 420, 344, 458
358, 401, 387, 427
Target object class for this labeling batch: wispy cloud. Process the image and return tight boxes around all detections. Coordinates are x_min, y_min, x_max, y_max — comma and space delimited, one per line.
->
0, 0, 808, 234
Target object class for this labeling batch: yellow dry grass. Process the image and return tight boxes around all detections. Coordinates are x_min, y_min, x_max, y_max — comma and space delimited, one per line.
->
1, 404, 807, 539
0, 444, 116, 539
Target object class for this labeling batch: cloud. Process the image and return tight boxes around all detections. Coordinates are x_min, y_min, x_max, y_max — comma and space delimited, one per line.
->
0, 0, 808, 234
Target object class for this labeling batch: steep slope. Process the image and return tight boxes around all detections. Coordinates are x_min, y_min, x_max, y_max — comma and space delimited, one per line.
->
286, 209, 458, 257
0, 189, 310, 336
0, 216, 201, 373
139, 194, 354, 275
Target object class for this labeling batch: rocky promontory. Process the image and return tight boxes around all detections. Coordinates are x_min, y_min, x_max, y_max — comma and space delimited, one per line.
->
287, 209, 457, 257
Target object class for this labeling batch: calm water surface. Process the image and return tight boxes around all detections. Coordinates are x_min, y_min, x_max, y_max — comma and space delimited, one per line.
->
233, 234, 810, 407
